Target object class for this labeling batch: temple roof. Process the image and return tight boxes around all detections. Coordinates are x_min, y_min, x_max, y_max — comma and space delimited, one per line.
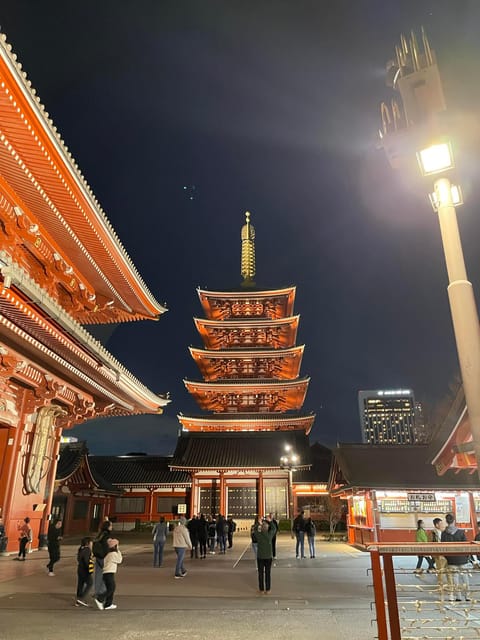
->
197, 286, 296, 321
194, 315, 300, 350
189, 345, 304, 381
329, 443, 480, 494
177, 412, 315, 434
170, 430, 312, 470
0, 31, 167, 323
56, 442, 119, 493
88, 455, 191, 487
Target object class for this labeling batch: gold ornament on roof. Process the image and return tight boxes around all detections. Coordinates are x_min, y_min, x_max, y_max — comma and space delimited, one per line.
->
241, 211, 256, 288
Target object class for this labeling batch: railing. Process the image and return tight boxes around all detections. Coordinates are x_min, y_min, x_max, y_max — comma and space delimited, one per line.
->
367, 542, 480, 639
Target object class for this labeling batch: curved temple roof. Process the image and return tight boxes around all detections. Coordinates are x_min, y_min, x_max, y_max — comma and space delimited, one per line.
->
0, 31, 167, 322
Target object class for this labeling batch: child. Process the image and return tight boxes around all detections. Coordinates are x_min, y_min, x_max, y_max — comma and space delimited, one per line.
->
94, 538, 122, 610
76, 537, 94, 607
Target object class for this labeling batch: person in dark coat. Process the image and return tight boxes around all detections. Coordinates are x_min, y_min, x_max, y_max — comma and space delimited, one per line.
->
197, 514, 208, 558
292, 510, 306, 559
187, 515, 199, 558
47, 519, 63, 576
227, 517, 237, 549
76, 536, 94, 606
93, 520, 113, 598
268, 513, 278, 558
216, 515, 227, 554
253, 516, 277, 594
441, 513, 470, 602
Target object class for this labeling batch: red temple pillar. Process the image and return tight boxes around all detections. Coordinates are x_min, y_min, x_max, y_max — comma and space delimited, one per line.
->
258, 472, 264, 518
219, 472, 226, 516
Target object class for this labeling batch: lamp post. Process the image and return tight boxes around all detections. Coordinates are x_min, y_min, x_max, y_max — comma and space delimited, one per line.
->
280, 445, 299, 532
379, 30, 480, 472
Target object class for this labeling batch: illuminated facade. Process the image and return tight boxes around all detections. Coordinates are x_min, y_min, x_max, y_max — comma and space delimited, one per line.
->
172, 213, 321, 521
0, 31, 169, 552
359, 389, 415, 445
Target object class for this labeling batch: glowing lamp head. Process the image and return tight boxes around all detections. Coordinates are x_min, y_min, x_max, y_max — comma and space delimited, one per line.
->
417, 142, 454, 176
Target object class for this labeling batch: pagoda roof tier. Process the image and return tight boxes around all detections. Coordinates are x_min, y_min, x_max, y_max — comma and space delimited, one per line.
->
194, 315, 299, 350
178, 412, 315, 434
183, 377, 310, 413
0, 33, 167, 323
197, 286, 295, 321
170, 430, 312, 471
0, 282, 169, 415
189, 345, 304, 381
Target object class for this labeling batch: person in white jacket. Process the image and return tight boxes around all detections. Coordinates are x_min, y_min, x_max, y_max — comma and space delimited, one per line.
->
94, 538, 122, 610
173, 517, 192, 579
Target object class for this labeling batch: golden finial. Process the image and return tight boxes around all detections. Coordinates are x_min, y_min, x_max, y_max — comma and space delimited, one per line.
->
241, 211, 256, 288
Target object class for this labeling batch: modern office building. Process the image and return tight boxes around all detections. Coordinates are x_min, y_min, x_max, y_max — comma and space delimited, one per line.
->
358, 389, 416, 444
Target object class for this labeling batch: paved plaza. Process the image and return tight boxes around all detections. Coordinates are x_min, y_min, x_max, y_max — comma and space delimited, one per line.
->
6, 532, 480, 640
0, 532, 380, 640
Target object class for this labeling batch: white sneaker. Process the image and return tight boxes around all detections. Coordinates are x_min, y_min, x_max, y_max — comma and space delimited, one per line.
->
76, 599, 89, 607
104, 604, 117, 610
94, 598, 104, 610
48, 572, 55, 577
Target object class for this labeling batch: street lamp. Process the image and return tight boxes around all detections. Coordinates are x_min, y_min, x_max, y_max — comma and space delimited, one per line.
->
280, 444, 299, 531
379, 29, 480, 474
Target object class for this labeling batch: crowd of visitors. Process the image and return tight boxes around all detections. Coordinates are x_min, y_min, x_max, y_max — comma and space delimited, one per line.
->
11, 511, 323, 607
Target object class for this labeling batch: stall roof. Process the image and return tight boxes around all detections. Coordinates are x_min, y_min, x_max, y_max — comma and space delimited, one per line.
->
329, 444, 480, 493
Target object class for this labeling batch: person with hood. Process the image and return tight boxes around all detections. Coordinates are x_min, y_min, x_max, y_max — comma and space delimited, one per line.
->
152, 516, 168, 567
292, 510, 306, 559
441, 513, 470, 602
252, 515, 277, 594
173, 516, 192, 578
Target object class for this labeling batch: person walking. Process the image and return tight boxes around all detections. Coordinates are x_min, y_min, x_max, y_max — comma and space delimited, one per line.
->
441, 513, 470, 602
305, 517, 316, 558
152, 516, 168, 567
46, 518, 63, 576
414, 519, 435, 574
94, 538, 122, 610
16, 517, 32, 561
173, 516, 192, 579
292, 510, 306, 559
252, 515, 277, 594
92, 520, 113, 599
76, 536, 94, 607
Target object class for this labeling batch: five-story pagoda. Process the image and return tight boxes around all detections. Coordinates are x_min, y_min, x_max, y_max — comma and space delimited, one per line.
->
171, 213, 314, 522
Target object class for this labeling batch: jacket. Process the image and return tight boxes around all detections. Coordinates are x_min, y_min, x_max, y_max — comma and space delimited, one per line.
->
415, 528, 428, 543
153, 522, 168, 543
441, 524, 468, 565
103, 549, 123, 574
253, 522, 277, 559
173, 523, 192, 549
77, 546, 94, 575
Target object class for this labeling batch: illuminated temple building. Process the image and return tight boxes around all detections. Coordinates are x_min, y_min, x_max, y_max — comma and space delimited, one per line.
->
170, 213, 321, 521
0, 31, 169, 551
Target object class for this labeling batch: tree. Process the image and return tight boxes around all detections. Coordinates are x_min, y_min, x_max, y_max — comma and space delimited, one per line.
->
319, 495, 345, 540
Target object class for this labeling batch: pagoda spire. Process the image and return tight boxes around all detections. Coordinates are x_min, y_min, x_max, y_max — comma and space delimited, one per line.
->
240, 211, 256, 288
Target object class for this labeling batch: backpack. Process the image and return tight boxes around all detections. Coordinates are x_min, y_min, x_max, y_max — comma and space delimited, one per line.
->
92, 538, 106, 559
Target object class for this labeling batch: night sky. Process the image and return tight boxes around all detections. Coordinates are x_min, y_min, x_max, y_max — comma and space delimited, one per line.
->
2, 1, 480, 454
